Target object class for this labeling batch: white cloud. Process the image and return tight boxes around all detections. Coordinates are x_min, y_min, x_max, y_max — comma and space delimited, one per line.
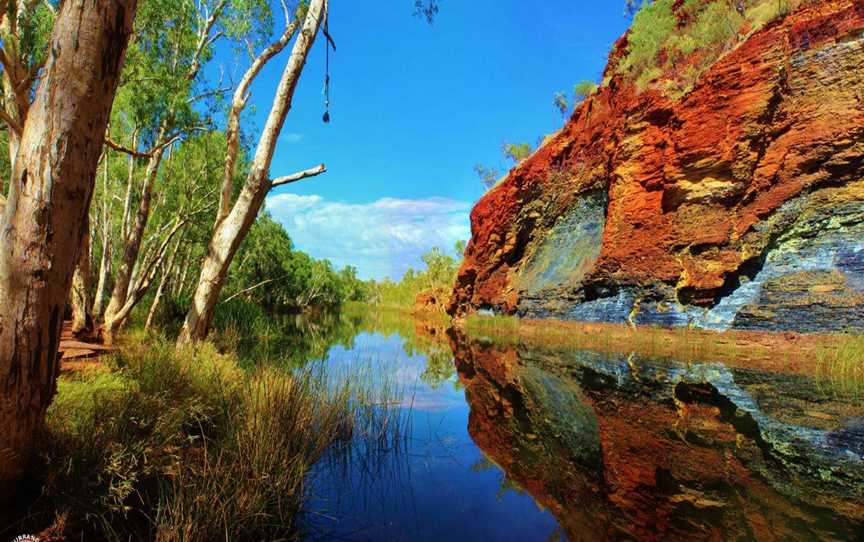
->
282, 132, 304, 143
265, 193, 472, 280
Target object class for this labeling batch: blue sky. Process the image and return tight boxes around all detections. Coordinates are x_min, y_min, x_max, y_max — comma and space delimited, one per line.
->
229, 1, 631, 279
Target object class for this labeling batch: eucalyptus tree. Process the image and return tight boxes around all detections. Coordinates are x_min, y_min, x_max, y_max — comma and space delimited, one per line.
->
101, 0, 271, 342
0, 0, 137, 492
178, 0, 328, 343
0, 0, 54, 167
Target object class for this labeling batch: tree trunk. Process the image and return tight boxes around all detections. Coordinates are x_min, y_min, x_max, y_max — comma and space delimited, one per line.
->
144, 235, 182, 332
92, 156, 112, 320
0, 0, 136, 492
70, 221, 93, 335
178, 0, 327, 344
103, 144, 166, 342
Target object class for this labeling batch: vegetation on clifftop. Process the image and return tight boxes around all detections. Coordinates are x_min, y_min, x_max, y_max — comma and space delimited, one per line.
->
617, 0, 798, 96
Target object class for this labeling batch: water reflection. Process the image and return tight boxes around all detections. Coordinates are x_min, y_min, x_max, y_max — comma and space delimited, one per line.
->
235, 307, 864, 541
450, 331, 864, 542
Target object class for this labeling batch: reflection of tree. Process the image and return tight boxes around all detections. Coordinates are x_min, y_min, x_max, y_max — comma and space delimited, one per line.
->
349, 306, 457, 388
233, 305, 457, 388
420, 350, 457, 389
469, 455, 528, 501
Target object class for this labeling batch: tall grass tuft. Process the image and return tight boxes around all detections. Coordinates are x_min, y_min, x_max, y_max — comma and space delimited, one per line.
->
816, 335, 864, 399
19, 337, 405, 541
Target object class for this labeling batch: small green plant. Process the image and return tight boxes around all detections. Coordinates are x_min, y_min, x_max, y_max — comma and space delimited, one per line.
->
553, 91, 570, 118
502, 142, 533, 164
27, 337, 406, 539
617, 0, 793, 97
573, 80, 598, 103
474, 164, 500, 188
464, 313, 521, 340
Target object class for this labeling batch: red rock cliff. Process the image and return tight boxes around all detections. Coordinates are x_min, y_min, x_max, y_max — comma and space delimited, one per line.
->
450, 0, 864, 332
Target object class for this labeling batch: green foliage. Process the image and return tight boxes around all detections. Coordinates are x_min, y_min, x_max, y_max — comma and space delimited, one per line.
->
366, 242, 465, 310
617, 0, 790, 96
35, 338, 405, 539
553, 91, 569, 118
573, 80, 598, 103
474, 164, 500, 188
502, 141, 533, 164
816, 335, 864, 400
221, 213, 368, 314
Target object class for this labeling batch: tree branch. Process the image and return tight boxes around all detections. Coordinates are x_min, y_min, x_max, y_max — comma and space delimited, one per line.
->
105, 137, 150, 158
220, 275, 289, 305
214, 15, 301, 226
270, 164, 326, 188
0, 106, 22, 134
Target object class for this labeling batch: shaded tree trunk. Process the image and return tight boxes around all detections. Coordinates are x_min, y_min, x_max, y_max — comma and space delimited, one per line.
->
0, 0, 136, 492
70, 221, 93, 335
144, 235, 183, 332
178, 0, 327, 344
92, 157, 113, 320
103, 143, 167, 343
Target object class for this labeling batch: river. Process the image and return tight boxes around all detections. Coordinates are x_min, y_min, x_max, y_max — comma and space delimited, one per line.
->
239, 306, 864, 541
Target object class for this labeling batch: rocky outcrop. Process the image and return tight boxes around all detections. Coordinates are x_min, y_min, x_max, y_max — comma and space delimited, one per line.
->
450, 0, 864, 331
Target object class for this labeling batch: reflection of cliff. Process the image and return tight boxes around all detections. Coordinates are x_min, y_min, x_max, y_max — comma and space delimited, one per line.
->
450, 332, 864, 541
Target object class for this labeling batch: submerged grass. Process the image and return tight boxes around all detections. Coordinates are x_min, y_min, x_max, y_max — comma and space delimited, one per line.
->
462, 314, 864, 388
816, 335, 864, 400
8, 336, 405, 541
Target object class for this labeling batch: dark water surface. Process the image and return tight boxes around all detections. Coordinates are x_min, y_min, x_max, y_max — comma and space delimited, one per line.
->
262, 308, 864, 541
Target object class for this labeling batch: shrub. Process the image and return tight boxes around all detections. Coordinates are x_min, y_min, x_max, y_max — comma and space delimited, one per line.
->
618, 0, 792, 96
573, 80, 598, 103
25, 338, 404, 540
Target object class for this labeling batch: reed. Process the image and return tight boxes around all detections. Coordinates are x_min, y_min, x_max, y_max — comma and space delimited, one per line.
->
13, 336, 406, 541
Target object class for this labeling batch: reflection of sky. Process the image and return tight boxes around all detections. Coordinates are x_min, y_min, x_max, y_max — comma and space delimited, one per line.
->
323, 332, 465, 412
306, 332, 562, 542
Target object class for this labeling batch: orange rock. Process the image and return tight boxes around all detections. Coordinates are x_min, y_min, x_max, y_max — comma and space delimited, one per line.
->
449, 0, 864, 332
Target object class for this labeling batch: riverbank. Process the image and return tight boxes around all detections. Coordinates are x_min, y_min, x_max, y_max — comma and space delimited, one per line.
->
460, 314, 864, 398
1, 328, 403, 541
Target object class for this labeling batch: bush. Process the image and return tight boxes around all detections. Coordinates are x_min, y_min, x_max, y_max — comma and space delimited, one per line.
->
24, 338, 403, 540
618, 0, 790, 96
573, 80, 598, 103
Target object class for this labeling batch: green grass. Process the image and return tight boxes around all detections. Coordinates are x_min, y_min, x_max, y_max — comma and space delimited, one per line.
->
617, 0, 798, 98
17, 336, 405, 541
816, 335, 864, 400
463, 313, 520, 341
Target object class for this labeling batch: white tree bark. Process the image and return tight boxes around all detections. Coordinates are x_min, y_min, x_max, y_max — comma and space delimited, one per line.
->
144, 235, 183, 332
178, 0, 328, 344
92, 156, 113, 320
0, 0, 136, 491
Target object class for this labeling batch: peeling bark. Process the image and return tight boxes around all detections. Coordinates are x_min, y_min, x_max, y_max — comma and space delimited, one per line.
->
0, 0, 136, 491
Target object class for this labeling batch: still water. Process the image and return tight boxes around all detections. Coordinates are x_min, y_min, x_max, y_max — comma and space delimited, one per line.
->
245, 308, 864, 541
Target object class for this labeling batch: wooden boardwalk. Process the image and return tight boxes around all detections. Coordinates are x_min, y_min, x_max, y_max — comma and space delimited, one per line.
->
59, 322, 113, 371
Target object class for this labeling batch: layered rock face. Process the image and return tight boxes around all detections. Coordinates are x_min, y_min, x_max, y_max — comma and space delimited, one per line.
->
450, 0, 864, 331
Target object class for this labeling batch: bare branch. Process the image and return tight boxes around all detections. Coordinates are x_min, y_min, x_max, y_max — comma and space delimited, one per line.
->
187, 0, 228, 81
105, 137, 150, 158
0, 106, 22, 134
270, 164, 326, 188
215, 15, 301, 226
221, 275, 289, 305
